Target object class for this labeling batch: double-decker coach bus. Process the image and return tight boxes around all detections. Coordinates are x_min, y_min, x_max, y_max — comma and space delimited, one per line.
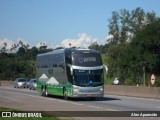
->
36, 48, 108, 100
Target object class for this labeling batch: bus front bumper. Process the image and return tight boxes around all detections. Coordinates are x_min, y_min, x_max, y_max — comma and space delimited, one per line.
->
72, 85, 104, 98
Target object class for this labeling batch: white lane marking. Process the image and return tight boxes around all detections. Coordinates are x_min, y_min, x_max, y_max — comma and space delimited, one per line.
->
1, 89, 117, 111
87, 105, 117, 111
71, 102, 84, 106
88, 105, 102, 109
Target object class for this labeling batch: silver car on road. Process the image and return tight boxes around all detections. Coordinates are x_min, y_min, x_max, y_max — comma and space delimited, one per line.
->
28, 79, 37, 90
14, 78, 27, 88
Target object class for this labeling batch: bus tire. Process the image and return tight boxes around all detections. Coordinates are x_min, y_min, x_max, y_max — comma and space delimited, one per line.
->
63, 88, 68, 100
44, 86, 48, 97
41, 85, 45, 96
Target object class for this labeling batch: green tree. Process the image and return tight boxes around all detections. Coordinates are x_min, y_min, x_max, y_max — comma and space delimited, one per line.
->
120, 20, 160, 85
27, 46, 39, 59
0, 43, 54, 80
107, 7, 157, 45
106, 7, 159, 85
0, 42, 7, 53
17, 47, 26, 56
129, 7, 145, 34
130, 20, 160, 72
88, 42, 99, 50
108, 11, 120, 45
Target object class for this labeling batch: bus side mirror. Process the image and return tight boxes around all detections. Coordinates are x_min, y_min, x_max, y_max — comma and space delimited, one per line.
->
103, 64, 108, 75
67, 64, 73, 75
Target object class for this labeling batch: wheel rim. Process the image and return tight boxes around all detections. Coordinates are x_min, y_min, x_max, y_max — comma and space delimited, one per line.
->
64, 89, 68, 100
41, 88, 45, 96
45, 88, 48, 97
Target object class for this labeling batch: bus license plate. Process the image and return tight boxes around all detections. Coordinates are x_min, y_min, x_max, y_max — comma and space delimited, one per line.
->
87, 94, 92, 97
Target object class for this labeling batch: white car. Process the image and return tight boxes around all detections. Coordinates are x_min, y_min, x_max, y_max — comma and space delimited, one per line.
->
14, 78, 27, 88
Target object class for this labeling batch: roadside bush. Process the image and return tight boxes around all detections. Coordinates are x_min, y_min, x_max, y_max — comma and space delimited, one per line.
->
125, 79, 135, 86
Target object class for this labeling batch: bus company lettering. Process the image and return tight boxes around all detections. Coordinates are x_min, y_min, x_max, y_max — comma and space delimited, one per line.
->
78, 57, 96, 63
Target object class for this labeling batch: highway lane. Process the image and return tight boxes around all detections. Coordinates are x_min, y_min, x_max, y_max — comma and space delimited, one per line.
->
0, 86, 160, 119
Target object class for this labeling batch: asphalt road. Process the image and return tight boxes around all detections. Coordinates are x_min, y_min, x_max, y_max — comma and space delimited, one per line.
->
0, 86, 160, 120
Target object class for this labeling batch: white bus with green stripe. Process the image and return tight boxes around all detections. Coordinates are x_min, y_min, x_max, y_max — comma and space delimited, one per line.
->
36, 48, 108, 100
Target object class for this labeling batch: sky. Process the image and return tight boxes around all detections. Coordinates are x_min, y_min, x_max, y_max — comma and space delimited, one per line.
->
0, 0, 160, 50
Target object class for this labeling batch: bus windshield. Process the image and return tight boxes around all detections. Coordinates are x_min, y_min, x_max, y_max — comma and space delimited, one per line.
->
73, 69, 103, 87
72, 53, 102, 67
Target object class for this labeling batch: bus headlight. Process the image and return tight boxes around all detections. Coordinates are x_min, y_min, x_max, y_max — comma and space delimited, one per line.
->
73, 89, 79, 93
73, 86, 79, 95
73, 89, 79, 95
100, 87, 103, 91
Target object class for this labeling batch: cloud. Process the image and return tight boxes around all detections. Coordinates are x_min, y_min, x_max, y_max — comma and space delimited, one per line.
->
0, 38, 30, 52
0, 33, 108, 52
0, 38, 14, 50
53, 33, 106, 49
16, 38, 29, 46
61, 33, 92, 48
107, 34, 114, 40
106, 34, 114, 43
36, 41, 47, 48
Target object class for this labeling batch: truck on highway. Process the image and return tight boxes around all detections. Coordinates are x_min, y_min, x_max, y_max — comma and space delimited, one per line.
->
36, 48, 108, 100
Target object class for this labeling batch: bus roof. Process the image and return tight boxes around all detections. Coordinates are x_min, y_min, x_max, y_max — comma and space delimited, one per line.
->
37, 49, 65, 57
65, 48, 100, 54
37, 48, 100, 57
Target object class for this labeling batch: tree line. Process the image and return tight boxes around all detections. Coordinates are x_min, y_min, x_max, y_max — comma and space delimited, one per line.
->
0, 41, 52, 80
1, 7, 160, 86
89, 7, 160, 86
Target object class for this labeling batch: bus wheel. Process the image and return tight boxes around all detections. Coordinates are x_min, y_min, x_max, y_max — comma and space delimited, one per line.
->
41, 86, 45, 96
63, 88, 68, 100
44, 86, 48, 97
